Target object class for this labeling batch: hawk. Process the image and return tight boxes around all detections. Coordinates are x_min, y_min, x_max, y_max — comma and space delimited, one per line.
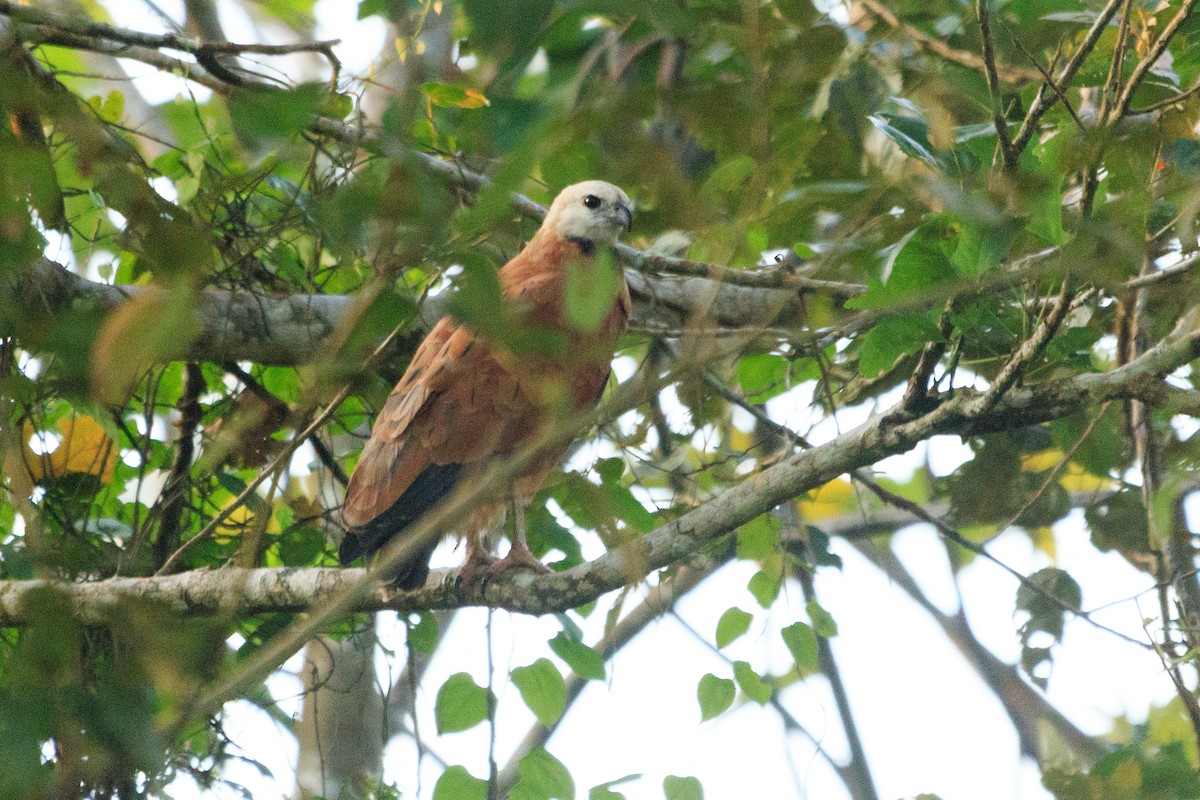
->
340, 181, 634, 588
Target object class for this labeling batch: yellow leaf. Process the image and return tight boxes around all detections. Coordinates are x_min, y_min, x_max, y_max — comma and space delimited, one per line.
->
1022, 448, 1114, 491
22, 415, 117, 484
797, 478, 853, 521
728, 425, 754, 452
215, 498, 283, 543
1021, 449, 1064, 472
1058, 463, 1114, 492
1030, 526, 1056, 560
419, 82, 490, 109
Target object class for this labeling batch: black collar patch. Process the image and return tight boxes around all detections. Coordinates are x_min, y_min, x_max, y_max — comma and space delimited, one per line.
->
566, 236, 596, 256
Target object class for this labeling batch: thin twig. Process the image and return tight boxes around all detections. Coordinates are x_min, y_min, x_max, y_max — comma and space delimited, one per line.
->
780, 502, 879, 800
151, 362, 204, 573
1110, 0, 1200, 122
1011, 0, 1125, 154
702, 366, 1152, 649
976, 0, 1018, 170
155, 300, 414, 574
898, 299, 955, 412
1129, 79, 1200, 114
854, 539, 1108, 762
496, 556, 726, 793
0, 1, 340, 60
1003, 26, 1088, 134
1098, 0, 1136, 124
858, 0, 1041, 83
668, 610, 877, 798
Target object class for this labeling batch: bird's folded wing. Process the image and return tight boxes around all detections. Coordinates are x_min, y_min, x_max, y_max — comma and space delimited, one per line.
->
342, 318, 535, 529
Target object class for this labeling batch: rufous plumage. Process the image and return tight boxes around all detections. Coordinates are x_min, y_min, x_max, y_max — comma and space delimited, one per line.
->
340, 181, 633, 588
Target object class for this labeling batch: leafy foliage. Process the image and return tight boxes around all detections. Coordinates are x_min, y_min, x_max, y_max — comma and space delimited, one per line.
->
3, 0, 1200, 798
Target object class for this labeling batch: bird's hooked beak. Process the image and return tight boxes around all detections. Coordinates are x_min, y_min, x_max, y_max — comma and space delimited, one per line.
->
615, 202, 633, 233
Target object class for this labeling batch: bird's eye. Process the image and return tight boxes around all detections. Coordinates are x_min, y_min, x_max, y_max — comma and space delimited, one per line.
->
583, 194, 602, 209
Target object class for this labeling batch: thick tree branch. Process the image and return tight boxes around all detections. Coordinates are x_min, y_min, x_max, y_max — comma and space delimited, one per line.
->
2, 326, 1198, 626
1, 258, 809, 365
6, 6, 860, 298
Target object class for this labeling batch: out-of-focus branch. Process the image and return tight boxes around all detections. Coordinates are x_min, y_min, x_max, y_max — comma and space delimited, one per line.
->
849, 539, 1109, 763
1011, 0, 1124, 154
495, 555, 727, 794
857, 0, 1041, 84
295, 631, 385, 800
2, 320, 1199, 624
779, 502, 878, 800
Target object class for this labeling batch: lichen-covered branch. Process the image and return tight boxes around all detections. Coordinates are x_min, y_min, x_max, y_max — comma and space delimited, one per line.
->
1, 258, 808, 365
2, 328, 1197, 627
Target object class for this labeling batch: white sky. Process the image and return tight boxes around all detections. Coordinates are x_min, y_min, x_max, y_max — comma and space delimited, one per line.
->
60, 2, 1189, 798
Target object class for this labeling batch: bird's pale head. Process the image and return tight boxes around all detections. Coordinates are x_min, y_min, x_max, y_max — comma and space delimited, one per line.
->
542, 181, 633, 249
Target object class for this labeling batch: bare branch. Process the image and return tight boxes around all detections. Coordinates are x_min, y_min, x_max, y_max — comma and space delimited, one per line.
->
976, 0, 1018, 170
0, 1, 340, 62
1110, 0, 1200, 122
1011, 0, 1125, 155
851, 540, 1109, 763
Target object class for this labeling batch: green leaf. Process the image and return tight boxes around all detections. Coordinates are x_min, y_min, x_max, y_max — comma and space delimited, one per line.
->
868, 113, 940, 169
736, 353, 789, 403
511, 659, 567, 728
844, 222, 957, 311
747, 570, 780, 608
663, 775, 704, 800
806, 600, 838, 638
702, 154, 755, 194
447, 252, 506, 338
776, 0, 817, 25
781, 622, 819, 672
588, 774, 640, 800
434, 673, 490, 734
433, 766, 488, 800
565, 249, 621, 332
597, 463, 656, 533
697, 674, 735, 721
715, 607, 753, 649
228, 83, 324, 140
511, 748, 574, 800
857, 313, 943, 377
549, 631, 606, 681
736, 515, 780, 560
216, 472, 249, 496
732, 661, 772, 704
87, 91, 125, 124
407, 612, 440, 655
420, 82, 490, 108
1016, 567, 1081, 641
950, 220, 1019, 278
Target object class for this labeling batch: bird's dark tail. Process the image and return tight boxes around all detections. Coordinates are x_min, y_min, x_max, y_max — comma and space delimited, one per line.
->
339, 462, 464, 590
